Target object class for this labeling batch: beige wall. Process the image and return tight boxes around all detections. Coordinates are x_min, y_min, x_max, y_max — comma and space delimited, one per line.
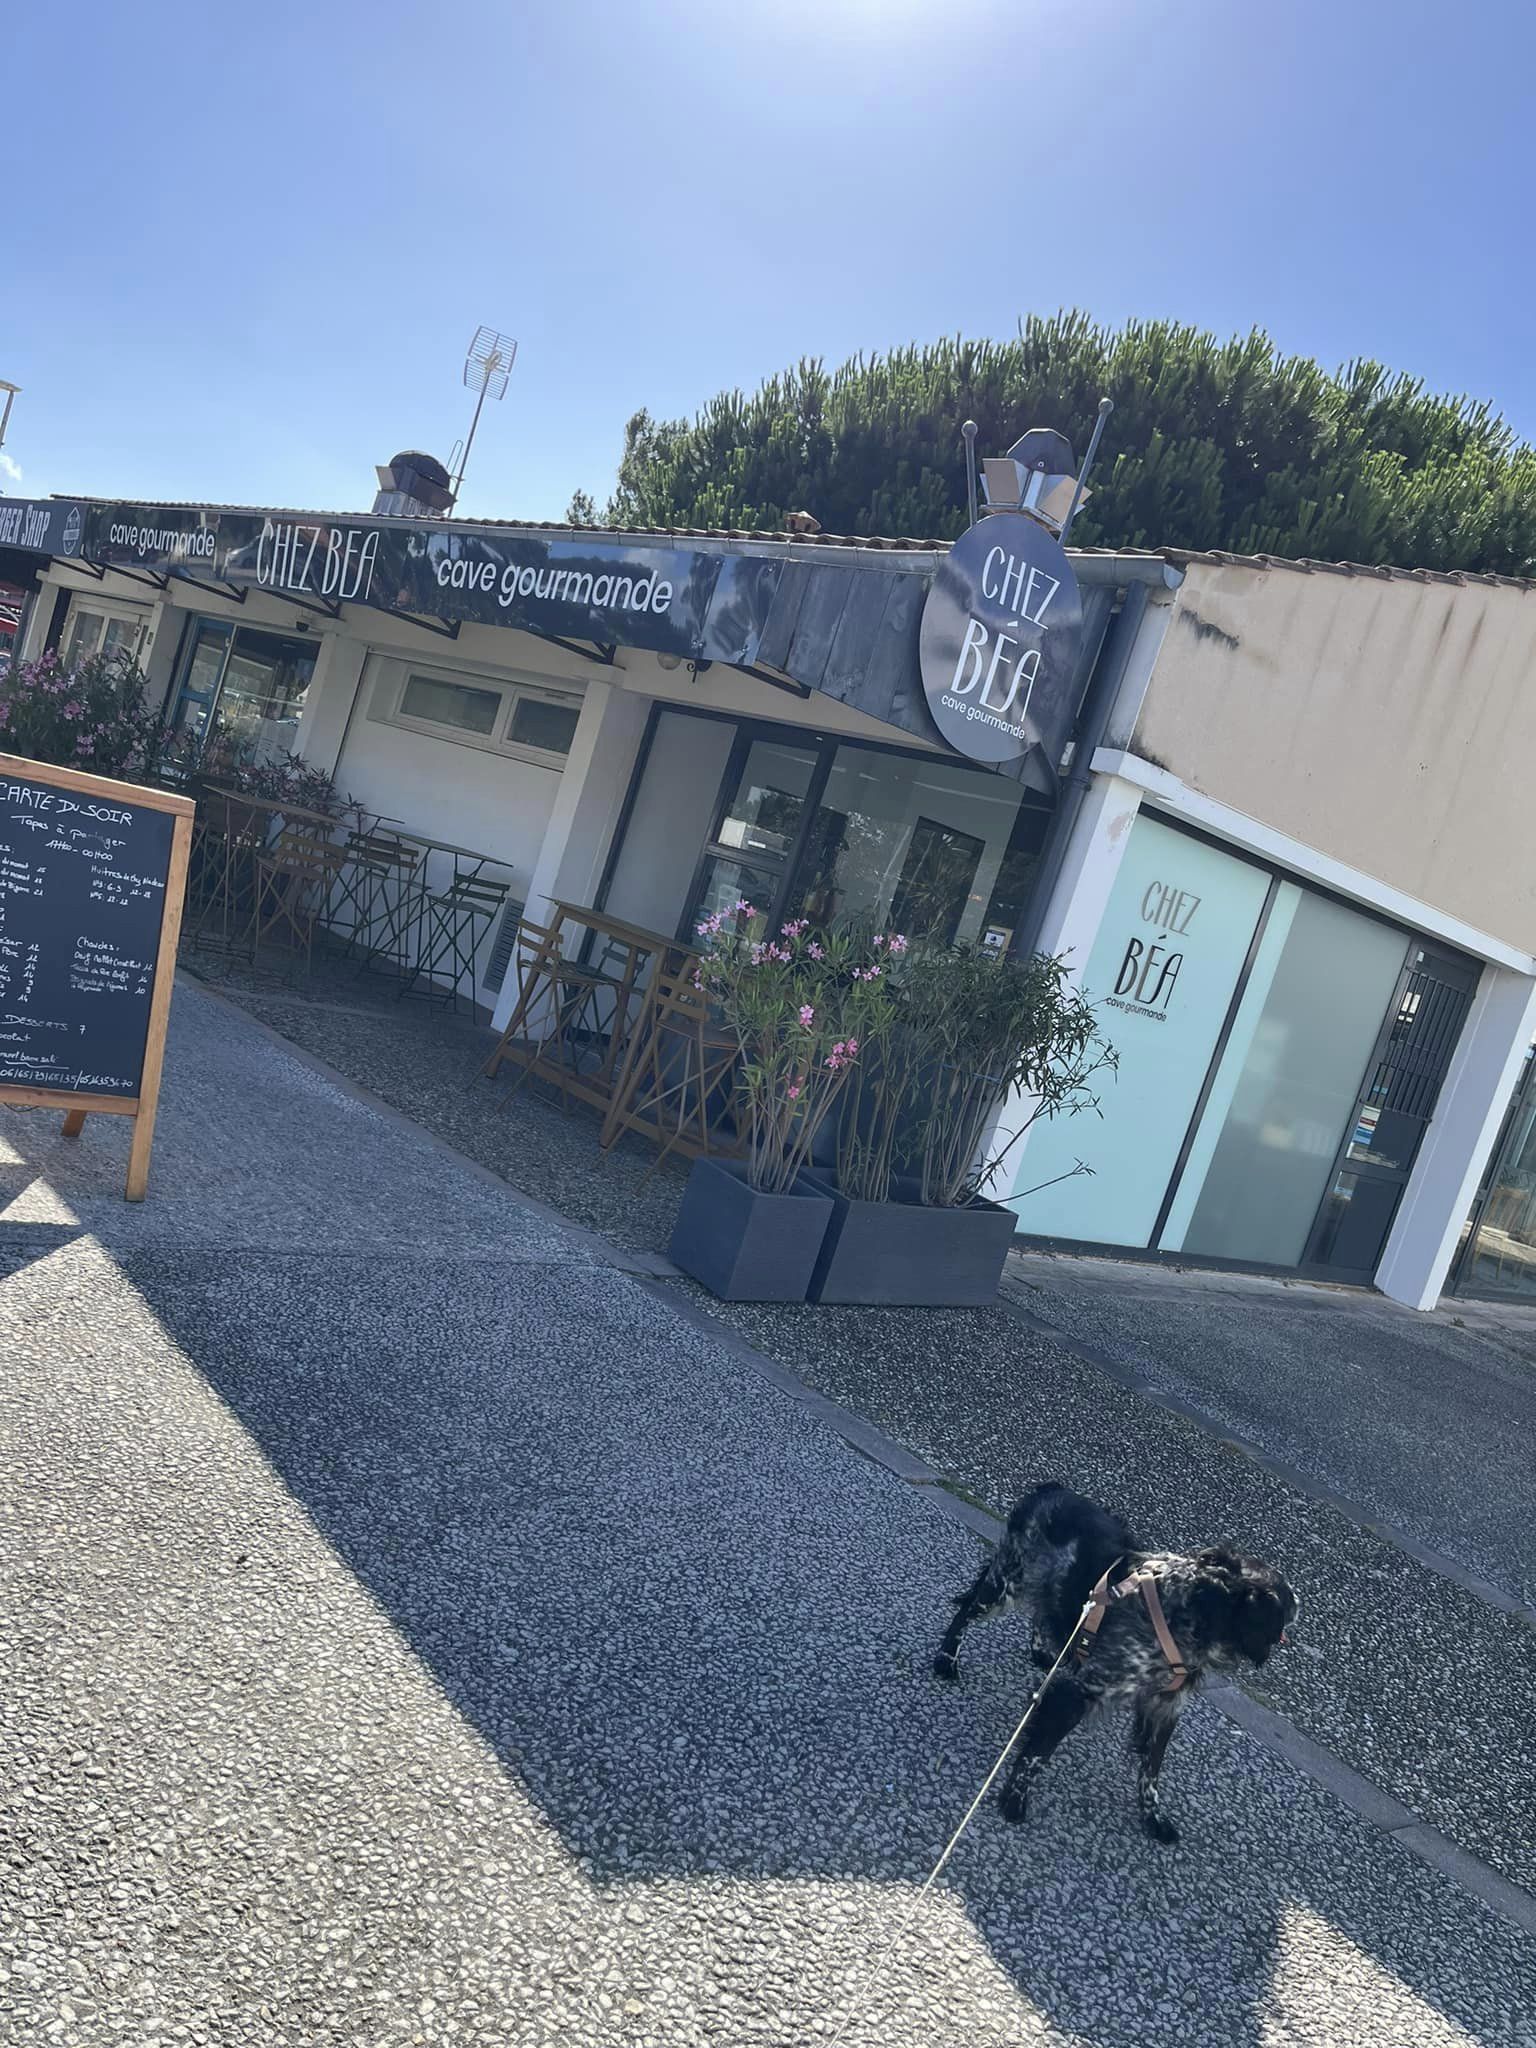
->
1125, 562, 1536, 952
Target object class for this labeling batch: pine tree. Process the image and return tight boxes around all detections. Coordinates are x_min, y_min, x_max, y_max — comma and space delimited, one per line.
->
577, 314, 1536, 576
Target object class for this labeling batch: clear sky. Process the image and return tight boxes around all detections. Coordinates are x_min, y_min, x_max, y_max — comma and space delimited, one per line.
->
4, 0, 1533, 526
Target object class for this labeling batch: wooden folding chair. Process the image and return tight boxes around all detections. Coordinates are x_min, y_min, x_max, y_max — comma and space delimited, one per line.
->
599, 968, 742, 1172
248, 822, 345, 978
478, 916, 607, 1108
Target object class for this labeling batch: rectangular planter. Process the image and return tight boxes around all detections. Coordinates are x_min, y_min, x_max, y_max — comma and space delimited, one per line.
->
806, 1173, 1017, 1307
669, 1157, 833, 1302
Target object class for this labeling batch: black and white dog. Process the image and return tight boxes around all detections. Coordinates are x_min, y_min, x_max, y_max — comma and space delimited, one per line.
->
934, 1482, 1297, 1844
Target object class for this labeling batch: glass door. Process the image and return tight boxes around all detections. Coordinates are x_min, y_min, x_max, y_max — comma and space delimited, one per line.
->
170, 619, 234, 747
685, 735, 823, 932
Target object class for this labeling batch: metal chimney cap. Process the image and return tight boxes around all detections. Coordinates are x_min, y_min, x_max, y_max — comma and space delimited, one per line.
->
1005, 427, 1077, 474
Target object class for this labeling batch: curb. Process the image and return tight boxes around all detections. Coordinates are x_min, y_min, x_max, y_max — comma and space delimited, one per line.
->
177, 976, 1536, 1945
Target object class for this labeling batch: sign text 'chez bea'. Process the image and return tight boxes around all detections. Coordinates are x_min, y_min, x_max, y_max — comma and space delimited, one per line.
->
918, 511, 1086, 769
1105, 876, 1204, 1023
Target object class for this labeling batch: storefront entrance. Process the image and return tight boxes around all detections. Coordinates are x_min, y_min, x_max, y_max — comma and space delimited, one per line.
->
1011, 813, 1479, 1286
167, 617, 319, 767
597, 705, 1053, 953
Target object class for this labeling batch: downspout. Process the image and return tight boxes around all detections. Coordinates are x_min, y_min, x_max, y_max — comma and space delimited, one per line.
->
1009, 572, 1162, 961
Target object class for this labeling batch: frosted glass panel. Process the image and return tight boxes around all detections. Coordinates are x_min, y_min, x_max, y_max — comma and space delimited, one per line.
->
1006, 817, 1270, 1247
601, 712, 733, 938
1178, 894, 1407, 1266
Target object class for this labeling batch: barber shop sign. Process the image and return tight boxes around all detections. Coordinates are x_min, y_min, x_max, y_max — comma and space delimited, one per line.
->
918, 511, 1085, 768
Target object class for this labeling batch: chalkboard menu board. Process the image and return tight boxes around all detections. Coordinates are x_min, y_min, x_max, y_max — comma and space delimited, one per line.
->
0, 753, 194, 1199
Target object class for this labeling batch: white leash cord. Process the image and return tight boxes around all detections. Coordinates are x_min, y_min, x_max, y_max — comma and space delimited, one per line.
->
822, 1611, 1092, 2048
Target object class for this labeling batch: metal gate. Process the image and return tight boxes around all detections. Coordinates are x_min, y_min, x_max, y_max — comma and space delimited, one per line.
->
1301, 942, 1478, 1283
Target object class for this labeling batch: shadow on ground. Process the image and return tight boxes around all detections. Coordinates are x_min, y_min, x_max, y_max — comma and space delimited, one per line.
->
26, 1232, 1526, 2044
3, 991, 1530, 2045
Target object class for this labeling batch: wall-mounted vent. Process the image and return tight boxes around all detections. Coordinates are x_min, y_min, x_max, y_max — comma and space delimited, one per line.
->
482, 899, 526, 994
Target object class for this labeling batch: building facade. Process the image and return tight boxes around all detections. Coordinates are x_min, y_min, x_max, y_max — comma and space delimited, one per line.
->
4, 485, 1534, 1313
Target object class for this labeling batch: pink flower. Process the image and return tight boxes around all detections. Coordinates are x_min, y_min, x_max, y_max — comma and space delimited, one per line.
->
808, 942, 823, 960
787, 1083, 802, 1100
888, 933, 909, 955
872, 933, 886, 949
798, 1004, 815, 1028
781, 918, 809, 938
847, 1038, 859, 1055
734, 897, 755, 915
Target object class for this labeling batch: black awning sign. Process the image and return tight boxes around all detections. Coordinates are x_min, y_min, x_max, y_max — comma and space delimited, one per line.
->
918, 511, 1084, 767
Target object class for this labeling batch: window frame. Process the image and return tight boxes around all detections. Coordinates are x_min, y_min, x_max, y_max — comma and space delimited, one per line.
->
376, 654, 583, 769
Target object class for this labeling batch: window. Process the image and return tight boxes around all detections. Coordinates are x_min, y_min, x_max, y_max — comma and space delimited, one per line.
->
508, 694, 580, 756
65, 605, 148, 666
380, 660, 582, 766
400, 674, 501, 735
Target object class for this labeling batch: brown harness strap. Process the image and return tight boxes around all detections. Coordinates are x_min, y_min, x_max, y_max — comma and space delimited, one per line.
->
1073, 1561, 1190, 1692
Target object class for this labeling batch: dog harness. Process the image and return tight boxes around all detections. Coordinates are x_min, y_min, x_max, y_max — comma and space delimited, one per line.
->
1074, 1562, 1190, 1691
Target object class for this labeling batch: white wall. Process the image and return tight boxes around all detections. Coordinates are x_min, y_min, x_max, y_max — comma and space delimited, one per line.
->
333, 656, 567, 896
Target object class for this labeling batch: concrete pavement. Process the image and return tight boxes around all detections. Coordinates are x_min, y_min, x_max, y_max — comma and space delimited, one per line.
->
2, 984, 1533, 2046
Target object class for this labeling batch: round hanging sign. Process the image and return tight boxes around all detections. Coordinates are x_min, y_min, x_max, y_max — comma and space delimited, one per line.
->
918, 511, 1085, 767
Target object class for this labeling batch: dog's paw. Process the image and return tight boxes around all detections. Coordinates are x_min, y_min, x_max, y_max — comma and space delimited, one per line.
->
932, 1651, 960, 1683
997, 1782, 1031, 1825
1142, 1810, 1180, 1847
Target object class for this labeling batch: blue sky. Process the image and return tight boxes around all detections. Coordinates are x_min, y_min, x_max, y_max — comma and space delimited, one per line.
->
4, 0, 1534, 525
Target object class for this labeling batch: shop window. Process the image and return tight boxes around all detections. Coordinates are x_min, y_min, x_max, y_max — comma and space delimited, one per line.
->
382, 660, 581, 767
790, 746, 1046, 948
1457, 1053, 1536, 1297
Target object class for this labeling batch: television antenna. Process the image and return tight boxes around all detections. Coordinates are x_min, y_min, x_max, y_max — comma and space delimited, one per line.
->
448, 327, 516, 508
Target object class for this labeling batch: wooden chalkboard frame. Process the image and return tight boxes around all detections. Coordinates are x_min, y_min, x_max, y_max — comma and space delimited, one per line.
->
0, 751, 195, 1201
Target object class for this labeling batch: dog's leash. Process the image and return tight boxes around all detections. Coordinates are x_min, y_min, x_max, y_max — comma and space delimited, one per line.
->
824, 1556, 1179, 2048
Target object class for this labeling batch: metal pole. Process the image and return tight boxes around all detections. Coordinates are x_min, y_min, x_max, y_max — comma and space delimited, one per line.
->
451, 373, 493, 506
962, 419, 979, 531
1060, 396, 1113, 545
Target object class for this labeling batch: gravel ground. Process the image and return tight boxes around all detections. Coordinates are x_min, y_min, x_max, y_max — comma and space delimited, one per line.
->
2, 983, 1533, 2047
201, 977, 1536, 1902
1004, 1252, 1536, 1610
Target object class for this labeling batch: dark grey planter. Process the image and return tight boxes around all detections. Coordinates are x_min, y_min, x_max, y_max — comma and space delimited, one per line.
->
669, 1158, 833, 1302
806, 1173, 1017, 1307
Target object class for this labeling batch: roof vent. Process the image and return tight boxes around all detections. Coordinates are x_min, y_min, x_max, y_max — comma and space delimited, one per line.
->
373, 449, 454, 518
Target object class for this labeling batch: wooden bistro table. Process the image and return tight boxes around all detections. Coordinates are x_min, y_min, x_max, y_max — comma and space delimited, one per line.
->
483, 901, 693, 1116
